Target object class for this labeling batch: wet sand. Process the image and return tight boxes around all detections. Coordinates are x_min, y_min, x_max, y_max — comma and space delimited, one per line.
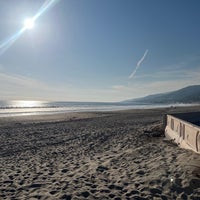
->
0, 107, 200, 199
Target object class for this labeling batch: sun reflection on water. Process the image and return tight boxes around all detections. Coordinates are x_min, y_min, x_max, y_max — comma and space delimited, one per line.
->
10, 100, 44, 108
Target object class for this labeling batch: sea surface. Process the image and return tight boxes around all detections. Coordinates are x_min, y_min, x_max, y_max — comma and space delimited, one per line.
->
0, 100, 195, 117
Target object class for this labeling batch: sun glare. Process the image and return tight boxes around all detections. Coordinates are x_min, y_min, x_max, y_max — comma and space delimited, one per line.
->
11, 100, 43, 108
24, 18, 35, 30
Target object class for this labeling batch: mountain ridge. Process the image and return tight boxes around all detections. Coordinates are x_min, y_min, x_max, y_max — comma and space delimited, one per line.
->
122, 85, 200, 104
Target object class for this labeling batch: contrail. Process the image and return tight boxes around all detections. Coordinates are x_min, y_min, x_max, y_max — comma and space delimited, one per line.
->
129, 49, 148, 79
0, 0, 60, 56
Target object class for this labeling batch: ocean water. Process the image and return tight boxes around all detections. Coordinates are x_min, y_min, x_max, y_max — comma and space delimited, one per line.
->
0, 100, 192, 117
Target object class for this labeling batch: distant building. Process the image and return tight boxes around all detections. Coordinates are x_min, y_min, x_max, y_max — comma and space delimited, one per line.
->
164, 112, 200, 154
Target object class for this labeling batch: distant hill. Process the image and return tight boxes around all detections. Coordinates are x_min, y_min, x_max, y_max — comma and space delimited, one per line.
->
122, 85, 200, 104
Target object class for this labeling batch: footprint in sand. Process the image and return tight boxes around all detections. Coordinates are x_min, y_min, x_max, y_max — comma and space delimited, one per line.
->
60, 194, 72, 200
81, 191, 90, 198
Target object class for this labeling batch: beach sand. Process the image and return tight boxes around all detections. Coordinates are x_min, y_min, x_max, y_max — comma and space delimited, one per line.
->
0, 107, 200, 199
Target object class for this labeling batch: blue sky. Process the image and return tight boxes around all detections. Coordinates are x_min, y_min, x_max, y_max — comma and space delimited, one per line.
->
0, 0, 200, 102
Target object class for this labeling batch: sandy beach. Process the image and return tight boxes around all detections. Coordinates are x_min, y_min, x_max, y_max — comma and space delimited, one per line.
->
0, 107, 200, 200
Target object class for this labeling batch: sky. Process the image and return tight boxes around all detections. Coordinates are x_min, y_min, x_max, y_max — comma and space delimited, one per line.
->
0, 0, 200, 102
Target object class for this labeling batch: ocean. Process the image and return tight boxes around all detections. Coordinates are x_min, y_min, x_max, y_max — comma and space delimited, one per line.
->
0, 100, 193, 117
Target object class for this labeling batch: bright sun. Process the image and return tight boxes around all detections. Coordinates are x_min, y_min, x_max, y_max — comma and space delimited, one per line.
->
24, 18, 35, 30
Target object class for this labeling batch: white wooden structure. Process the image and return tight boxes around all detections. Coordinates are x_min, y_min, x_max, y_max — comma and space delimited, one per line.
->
165, 112, 200, 154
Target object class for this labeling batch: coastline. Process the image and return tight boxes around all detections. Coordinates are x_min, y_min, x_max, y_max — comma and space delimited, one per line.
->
0, 106, 200, 199
0, 101, 199, 118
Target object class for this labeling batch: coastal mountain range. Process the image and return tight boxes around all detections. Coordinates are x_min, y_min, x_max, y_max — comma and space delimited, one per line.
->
122, 85, 200, 104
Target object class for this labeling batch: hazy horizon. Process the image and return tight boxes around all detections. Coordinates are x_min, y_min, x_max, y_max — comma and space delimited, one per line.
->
0, 0, 200, 102
0, 84, 199, 103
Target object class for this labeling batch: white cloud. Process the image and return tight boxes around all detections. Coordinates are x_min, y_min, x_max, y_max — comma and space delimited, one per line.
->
112, 85, 128, 90
0, 72, 72, 100
1, 57, 199, 102
0, 72, 45, 88
134, 66, 200, 81
112, 66, 200, 101
0, 72, 123, 102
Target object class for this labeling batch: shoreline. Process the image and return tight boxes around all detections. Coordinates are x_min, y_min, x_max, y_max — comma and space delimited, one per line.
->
0, 106, 200, 199
0, 103, 199, 118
